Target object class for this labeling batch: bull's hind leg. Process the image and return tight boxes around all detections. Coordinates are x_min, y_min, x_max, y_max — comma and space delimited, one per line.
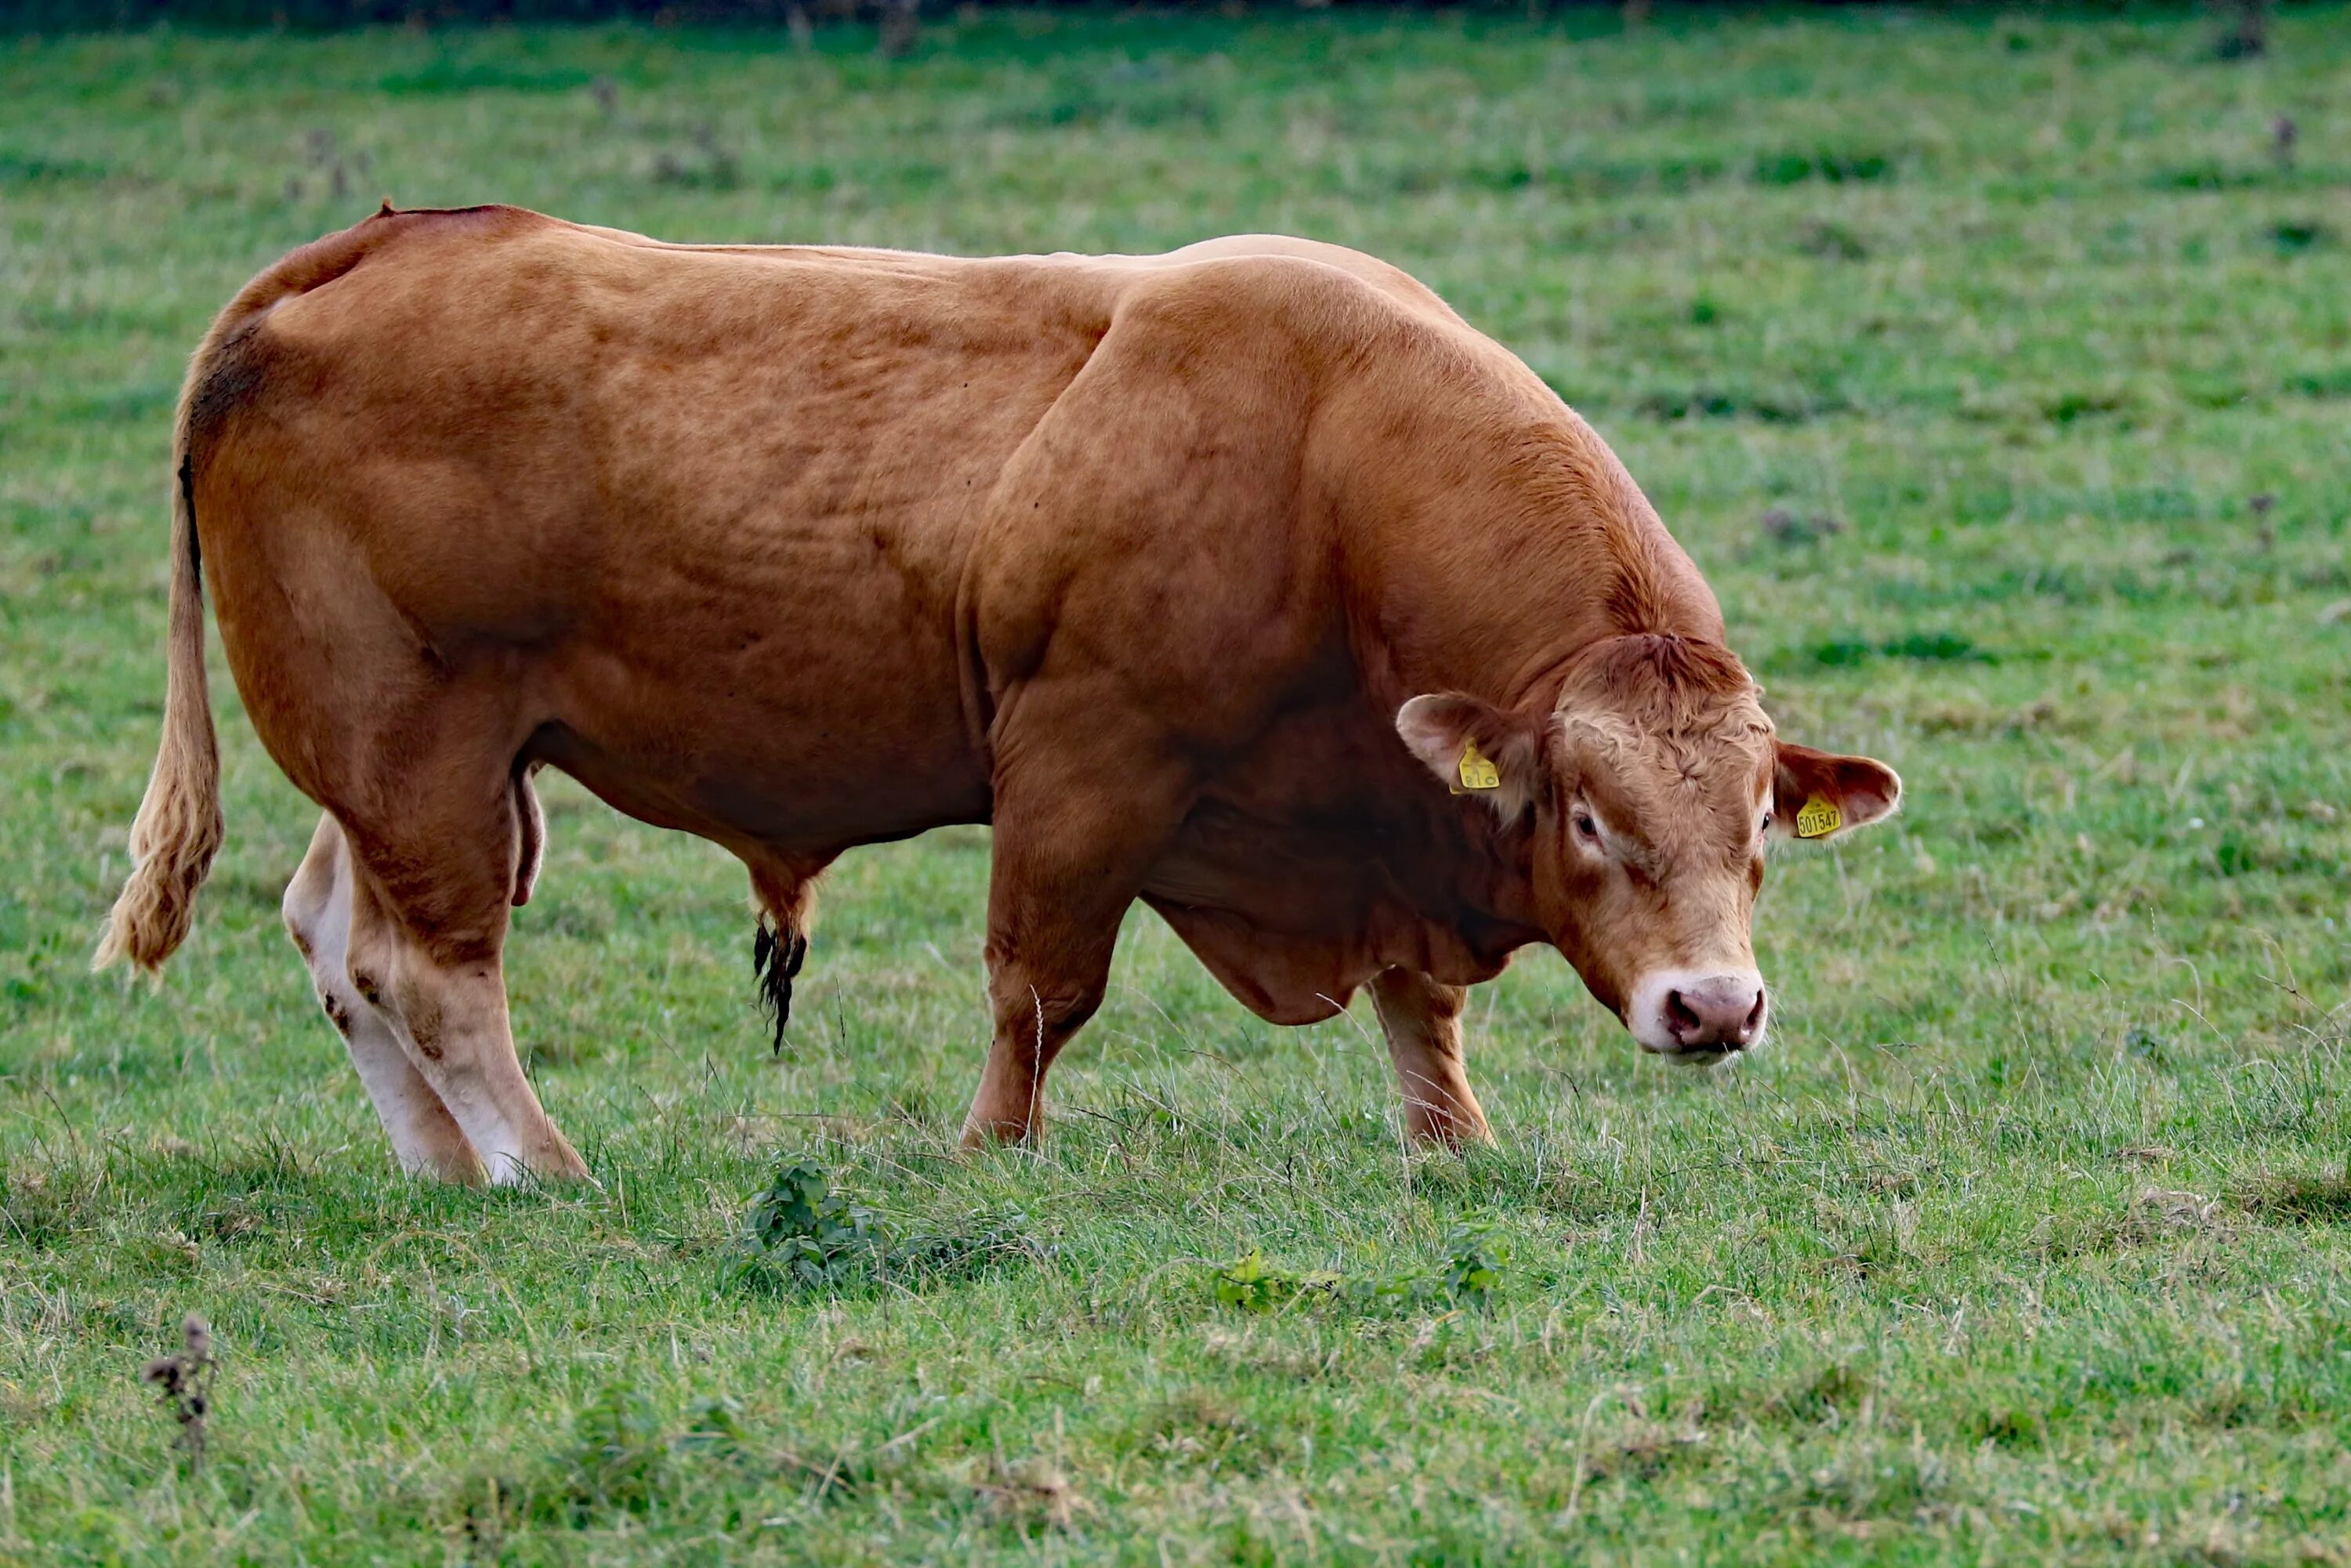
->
1369, 968, 1492, 1147
292, 731, 586, 1184
284, 815, 483, 1182
339, 823, 586, 1185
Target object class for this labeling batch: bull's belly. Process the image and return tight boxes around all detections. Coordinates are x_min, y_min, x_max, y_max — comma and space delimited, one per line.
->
531, 712, 991, 857
526, 610, 992, 856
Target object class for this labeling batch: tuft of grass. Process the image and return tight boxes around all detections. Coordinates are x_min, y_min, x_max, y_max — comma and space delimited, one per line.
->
1802, 631, 1994, 668
1210, 1220, 1511, 1316
731, 1156, 1040, 1293
1750, 148, 1893, 185
2270, 218, 2334, 255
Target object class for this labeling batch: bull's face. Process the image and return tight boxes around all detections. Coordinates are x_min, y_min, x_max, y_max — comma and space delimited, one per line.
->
1397, 635, 1900, 1063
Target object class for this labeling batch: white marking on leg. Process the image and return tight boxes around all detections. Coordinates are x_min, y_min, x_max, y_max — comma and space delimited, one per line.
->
367, 950, 588, 1187
284, 826, 480, 1179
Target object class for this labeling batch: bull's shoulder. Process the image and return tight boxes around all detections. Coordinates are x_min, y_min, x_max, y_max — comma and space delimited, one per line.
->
1103, 245, 1505, 394
1150, 235, 1467, 329
1139, 255, 1585, 493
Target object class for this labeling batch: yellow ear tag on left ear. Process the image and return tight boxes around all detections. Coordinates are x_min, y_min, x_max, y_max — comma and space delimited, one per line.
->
1457, 740, 1502, 793
1795, 795, 1842, 838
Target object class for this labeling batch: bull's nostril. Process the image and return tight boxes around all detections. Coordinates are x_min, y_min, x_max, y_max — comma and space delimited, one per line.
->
1744, 990, 1767, 1033
1665, 990, 1701, 1041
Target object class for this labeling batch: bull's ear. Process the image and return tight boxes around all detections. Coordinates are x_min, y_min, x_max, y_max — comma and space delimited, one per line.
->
1396, 693, 1547, 817
1773, 741, 1902, 840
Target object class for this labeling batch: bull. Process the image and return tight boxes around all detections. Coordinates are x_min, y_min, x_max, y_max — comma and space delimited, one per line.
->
96, 207, 1900, 1182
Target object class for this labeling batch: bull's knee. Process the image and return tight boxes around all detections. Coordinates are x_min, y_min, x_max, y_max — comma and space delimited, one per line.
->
987, 975, 1102, 1047
340, 904, 405, 1028
284, 847, 357, 1037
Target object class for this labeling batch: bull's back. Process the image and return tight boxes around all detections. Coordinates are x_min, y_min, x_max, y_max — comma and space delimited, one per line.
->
190, 208, 1136, 846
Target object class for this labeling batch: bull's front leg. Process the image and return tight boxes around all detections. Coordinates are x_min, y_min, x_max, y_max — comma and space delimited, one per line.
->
1369, 967, 1492, 1148
962, 947, 1107, 1147
962, 726, 1194, 1148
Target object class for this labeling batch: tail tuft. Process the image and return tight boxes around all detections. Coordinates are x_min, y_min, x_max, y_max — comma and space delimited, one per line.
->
92, 765, 223, 972
93, 454, 223, 972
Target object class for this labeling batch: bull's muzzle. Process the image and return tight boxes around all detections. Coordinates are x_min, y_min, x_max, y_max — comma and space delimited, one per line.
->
1628, 969, 1768, 1062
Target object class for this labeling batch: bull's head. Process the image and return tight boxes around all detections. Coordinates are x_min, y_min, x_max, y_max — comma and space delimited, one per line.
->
1396, 633, 1900, 1063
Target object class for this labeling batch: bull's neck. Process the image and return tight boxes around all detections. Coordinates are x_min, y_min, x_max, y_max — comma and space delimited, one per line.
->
1349, 418, 1727, 718
1363, 560, 1723, 721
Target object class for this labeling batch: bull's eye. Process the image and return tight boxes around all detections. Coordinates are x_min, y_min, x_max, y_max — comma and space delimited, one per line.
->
1572, 809, 1602, 847
1759, 811, 1774, 838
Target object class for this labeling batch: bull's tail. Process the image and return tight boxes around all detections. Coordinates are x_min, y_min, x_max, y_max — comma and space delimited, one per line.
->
92, 445, 223, 972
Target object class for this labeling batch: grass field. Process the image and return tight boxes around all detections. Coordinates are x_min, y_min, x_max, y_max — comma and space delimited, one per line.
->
6, 5, 2351, 1561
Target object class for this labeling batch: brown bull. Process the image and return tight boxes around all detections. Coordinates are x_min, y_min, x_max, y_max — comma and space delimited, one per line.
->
96, 206, 1900, 1183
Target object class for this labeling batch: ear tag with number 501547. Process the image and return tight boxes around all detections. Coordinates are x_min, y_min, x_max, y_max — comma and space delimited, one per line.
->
1795, 795, 1842, 838
1455, 740, 1501, 793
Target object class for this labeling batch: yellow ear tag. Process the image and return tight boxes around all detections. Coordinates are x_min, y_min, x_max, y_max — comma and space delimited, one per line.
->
1456, 740, 1502, 793
1795, 795, 1842, 838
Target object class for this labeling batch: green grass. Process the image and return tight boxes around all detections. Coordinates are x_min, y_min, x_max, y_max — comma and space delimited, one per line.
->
6, 5, 2351, 1562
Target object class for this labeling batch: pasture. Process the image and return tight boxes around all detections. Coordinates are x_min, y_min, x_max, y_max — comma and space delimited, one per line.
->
5, 5, 2351, 1561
